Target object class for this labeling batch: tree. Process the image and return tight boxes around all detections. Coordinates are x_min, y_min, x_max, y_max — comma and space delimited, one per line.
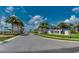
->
58, 22, 70, 29
75, 23, 79, 32
16, 19, 24, 34
5, 15, 24, 34
38, 22, 49, 33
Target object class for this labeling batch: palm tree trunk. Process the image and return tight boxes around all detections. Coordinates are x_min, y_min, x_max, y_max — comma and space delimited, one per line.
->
20, 26, 23, 34
1, 26, 2, 35
12, 23, 14, 34
17, 26, 20, 34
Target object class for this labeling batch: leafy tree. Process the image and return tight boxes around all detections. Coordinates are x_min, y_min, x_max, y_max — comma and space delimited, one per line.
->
58, 22, 70, 29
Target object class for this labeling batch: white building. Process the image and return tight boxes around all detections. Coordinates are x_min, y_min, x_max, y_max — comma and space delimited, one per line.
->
48, 29, 71, 35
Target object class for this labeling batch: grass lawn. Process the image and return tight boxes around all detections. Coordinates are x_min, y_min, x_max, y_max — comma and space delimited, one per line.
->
0, 35, 17, 41
33, 32, 79, 41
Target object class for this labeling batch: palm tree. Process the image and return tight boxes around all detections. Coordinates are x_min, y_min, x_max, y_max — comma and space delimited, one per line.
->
15, 19, 24, 34
5, 16, 16, 33
58, 22, 70, 29
0, 25, 3, 34
5, 15, 24, 34
58, 22, 71, 34
38, 22, 49, 33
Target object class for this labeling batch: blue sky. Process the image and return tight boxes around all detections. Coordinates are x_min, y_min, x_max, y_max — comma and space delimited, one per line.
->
0, 6, 79, 30
0, 6, 78, 24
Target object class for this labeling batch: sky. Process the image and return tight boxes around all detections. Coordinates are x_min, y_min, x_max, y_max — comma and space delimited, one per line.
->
0, 6, 79, 31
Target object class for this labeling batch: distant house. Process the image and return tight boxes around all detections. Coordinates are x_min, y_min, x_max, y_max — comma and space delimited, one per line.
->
38, 28, 43, 33
75, 27, 79, 32
48, 29, 52, 34
38, 27, 49, 34
47, 28, 71, 35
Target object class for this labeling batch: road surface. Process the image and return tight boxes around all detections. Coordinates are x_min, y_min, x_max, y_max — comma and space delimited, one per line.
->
0, 34, 79, 53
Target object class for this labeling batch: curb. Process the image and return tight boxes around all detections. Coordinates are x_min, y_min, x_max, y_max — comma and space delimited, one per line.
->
0, 35, 19, 44
41, 36, 79, 42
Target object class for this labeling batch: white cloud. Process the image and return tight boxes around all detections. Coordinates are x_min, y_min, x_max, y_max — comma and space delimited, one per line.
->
45, 18, 47, 20
64, 19, 70, 23
1, 16, 6, 20
28, 15, 43, 24
64, 15, 79, 24
72, 7, 79, 13
0, 16, 12, 28
0, 16, 6, 25
70, 15, 76, 20
51, 24, 54, 26
5, 6, 14, 15
34, 21, 38, 24
27, 15, 45, 30
69, 15, 76, 24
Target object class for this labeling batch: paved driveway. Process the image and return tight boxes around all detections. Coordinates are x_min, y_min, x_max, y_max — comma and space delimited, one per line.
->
0, 34, 79, 53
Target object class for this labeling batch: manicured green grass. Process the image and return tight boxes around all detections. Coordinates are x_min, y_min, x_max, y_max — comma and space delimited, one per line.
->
0, 37, 11, 41
33, 32, 79, 41
71, 33, 79, 39
0, 35, 16, 41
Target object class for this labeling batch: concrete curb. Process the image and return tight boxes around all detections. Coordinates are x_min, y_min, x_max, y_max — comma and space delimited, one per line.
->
42, 36, 79, 43
0, 35, 19, 44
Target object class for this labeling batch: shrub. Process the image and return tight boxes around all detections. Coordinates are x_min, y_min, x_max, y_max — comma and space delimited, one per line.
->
70, 29, 76, 34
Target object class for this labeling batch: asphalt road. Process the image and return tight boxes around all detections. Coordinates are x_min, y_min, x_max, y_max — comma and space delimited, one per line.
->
0, 34, 79, 53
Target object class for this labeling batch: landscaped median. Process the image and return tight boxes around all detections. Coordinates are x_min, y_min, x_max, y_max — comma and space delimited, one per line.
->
0, 35, 18, 44
33, 32, 79, 41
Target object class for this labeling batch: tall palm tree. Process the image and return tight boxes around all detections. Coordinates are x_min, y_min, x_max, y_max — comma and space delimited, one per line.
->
15, 19, 24, 34
5, 15, 24, 34
5, 16, 16, 33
